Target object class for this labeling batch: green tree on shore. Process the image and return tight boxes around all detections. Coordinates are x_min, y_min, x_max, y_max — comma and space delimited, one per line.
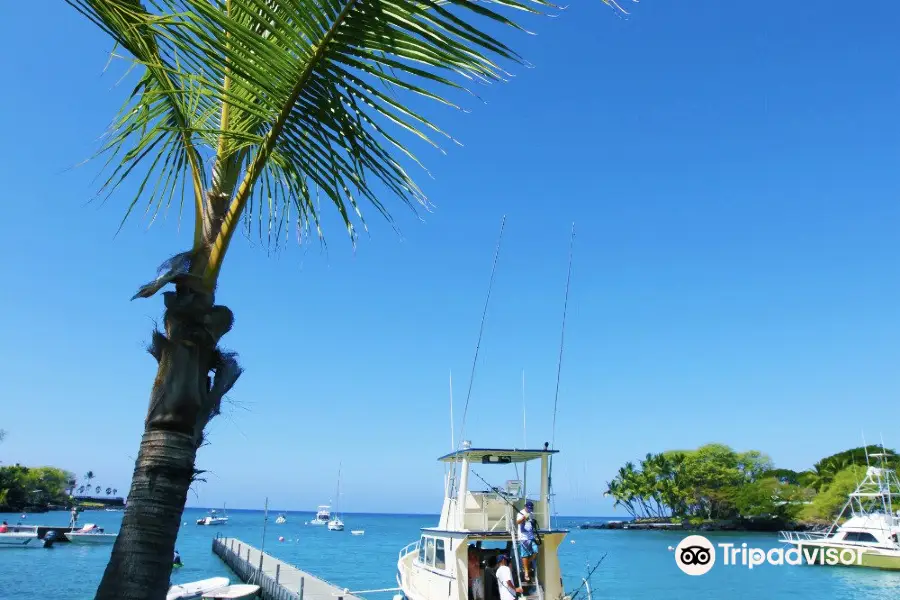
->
65, 0, 627, 597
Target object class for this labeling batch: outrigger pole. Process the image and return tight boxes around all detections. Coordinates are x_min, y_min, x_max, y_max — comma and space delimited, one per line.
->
452, 215, 507, 492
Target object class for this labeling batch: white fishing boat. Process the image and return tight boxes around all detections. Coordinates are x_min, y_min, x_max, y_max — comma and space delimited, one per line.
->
65, 523, 118, 544
779, 452, 900, 570
202, 584, 260, 599
275, 514, 287, 525
351, 530, 365, 536
166, 577, 230, 600
308, 505, 331, 525
396, 444, 569, 600
0, 531, 40, 548
328, 464, 346, 532
197, 507, 229, 526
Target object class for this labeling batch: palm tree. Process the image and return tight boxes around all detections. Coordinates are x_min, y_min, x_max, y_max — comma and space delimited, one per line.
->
95, 486, 102, 495
112, 488, 118, 496
84, 471, 94, 491
65, 0, 626, 597
78, 486, 85, 495
106, 487, 113, 496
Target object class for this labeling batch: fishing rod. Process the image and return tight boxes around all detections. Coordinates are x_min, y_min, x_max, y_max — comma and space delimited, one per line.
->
548, 223, 575, 528
566, 555, 607, 600
451, 216, 507, 492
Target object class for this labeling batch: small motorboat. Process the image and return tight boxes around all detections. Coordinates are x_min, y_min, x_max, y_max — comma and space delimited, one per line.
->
64, 524, 117, 544
166, 577, 230, 600
275, 514, 287, 524
351, 530, 365, 536
0, 531, 40, 548
196, 508, 229, 526
202, 584, 260, 599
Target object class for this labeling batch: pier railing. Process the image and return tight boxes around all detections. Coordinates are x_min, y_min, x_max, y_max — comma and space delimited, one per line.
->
214, 536, 300, 600
778, 531, 831, 544
213, 535, 362, 600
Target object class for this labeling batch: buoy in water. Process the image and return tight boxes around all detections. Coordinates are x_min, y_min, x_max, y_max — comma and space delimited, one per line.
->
279, 536, 285, 542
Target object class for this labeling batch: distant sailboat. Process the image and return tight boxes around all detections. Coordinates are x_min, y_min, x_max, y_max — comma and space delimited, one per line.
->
328, 463, 345, 532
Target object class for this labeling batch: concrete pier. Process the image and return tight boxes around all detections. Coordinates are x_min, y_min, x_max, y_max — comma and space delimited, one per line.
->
213, 535, 364, 600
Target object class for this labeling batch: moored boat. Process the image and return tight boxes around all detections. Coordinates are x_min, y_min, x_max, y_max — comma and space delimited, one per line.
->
64, 523, 117, 545
167, 577, 230, 600
275, 514, 287, 524
396, 444, 569, 600
197, 507, 229, 526
308, 505, 331, 525
779, 452, 900, 570
0, 531, 40, 548
202, 584, 260, 599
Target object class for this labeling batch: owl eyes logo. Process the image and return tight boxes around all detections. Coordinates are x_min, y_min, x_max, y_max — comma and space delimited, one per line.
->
674, 535, 716, 575
679, 545, 712, 566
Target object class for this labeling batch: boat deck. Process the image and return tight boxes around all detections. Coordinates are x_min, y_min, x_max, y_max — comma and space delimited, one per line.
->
213, 536, 363, 600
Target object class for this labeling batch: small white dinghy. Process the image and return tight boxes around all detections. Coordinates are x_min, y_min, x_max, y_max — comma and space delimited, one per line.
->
65, 524, 117, 544
202, 584, 260, 599
275, 514, 287, 524
167, 577, 230, 600
351, 530, 365, 536
0, 532, 40, 548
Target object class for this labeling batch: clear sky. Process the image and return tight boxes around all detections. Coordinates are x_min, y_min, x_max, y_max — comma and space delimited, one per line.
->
1, 1, 899, 516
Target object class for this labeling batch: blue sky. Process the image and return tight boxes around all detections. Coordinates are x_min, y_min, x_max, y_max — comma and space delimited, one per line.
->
1, 1, 899, 516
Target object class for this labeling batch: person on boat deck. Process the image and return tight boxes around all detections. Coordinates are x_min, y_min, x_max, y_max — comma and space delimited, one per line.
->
173, 549, 183, 566
516, 501, 537, 583
495, 555, 522, 600
482, 555, 500, 600
0, 520, 8, 533
468, 545, 484, 600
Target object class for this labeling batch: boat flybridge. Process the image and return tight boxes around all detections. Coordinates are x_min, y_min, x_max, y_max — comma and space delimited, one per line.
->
779, 453, 900, 570
309, 505, 331, 525
396, 443, 569, 600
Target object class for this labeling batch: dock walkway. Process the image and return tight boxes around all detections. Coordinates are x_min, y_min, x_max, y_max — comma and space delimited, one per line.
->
213, 536, 364, 600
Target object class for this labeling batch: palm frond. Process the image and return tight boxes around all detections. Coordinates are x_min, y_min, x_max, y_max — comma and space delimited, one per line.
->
69, 0, 628, 285
67, 0, 211, 246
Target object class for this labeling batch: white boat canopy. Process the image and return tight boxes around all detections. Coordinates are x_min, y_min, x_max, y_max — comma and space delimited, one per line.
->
437, 447, 558, 464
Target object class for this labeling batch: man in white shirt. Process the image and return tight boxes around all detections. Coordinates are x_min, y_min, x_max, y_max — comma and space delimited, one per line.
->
495, 555, 522, 600
515, 500, 537, 582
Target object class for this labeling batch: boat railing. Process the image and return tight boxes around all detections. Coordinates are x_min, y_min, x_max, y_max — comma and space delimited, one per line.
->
398, 540, 420, 560
779, 530, 831, 543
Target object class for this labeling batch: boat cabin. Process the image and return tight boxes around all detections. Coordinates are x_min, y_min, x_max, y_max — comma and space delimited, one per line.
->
397, 444, 568, 600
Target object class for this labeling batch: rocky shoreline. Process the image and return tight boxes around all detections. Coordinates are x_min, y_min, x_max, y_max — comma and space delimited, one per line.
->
579, 518, 826, 533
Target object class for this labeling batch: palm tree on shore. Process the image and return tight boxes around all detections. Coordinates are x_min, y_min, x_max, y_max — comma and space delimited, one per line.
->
64, 0, 629, 597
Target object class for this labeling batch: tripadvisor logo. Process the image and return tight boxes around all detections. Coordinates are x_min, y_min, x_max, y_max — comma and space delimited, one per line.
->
673, 535, 863, 575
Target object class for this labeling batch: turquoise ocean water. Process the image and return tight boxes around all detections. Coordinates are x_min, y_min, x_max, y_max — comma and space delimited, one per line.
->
3, 509, 900, 599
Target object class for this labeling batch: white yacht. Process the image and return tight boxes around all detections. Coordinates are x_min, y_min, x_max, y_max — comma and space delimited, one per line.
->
396, 444, 569, 600
309, 505, 331, 526
275, 514, 287, 525
197, 508, 229, 526
780, 453, 900, 570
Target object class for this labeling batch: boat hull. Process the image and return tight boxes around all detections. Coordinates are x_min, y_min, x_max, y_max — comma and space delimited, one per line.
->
64, 533, 118, 545
0, 532, 40, 548
787, 542, 900, 571
167, 577, 230, 600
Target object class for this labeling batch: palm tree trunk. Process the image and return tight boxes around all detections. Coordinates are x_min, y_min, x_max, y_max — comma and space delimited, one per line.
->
95, 285, 241, 600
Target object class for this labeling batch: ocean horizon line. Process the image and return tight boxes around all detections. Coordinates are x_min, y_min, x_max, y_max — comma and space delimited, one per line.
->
185, 506, 626, 520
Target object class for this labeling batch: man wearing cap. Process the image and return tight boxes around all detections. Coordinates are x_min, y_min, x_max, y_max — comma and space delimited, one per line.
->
516, 500, 537, 583
494, 555, 522, 600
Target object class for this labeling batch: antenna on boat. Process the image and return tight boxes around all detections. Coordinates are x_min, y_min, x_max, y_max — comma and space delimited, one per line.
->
863, 431, 871, 468
449, 369, 455, 451
548, 223, 575, 527
522, 369, 527, 449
